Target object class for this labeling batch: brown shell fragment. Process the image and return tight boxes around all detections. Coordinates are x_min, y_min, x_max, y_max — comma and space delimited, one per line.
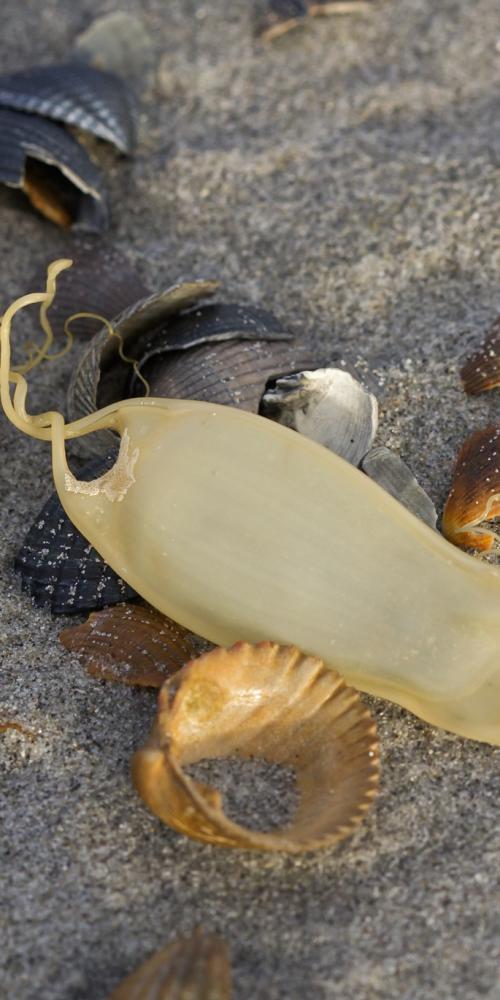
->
255, 0, 309, 41
60, 604, 207, 688
138, 339, 318, 412
442, 426, 500, 552
460, 317, 500, 395
109, 929, 231, 1000
309, 0, 373, 14
132, 641, 380, 853
0, 717, 37, 740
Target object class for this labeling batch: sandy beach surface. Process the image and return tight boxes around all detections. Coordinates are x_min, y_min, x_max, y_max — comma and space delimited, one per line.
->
1, 1, 499, 997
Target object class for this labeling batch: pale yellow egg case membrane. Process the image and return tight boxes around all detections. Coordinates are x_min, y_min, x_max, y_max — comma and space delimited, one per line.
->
2, 260, 500, 745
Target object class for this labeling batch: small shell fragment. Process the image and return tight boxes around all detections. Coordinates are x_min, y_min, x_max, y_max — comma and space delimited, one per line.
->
0, 717, 37, 740
261, 367, 378, 466
75, 12, 154, 82
60, 604, 207, 687
0, 62, 136, 154
0, 108, 107, 231
442, 426, 500, 552
14, 456, 137, 613
460, 317, 500, 395
108, 929, 231, 1000
137, 339, 318, 412
361, 445, 438, 530
133, 641, 380, 853
255, 0, 309, 41
308, 1, 374, 14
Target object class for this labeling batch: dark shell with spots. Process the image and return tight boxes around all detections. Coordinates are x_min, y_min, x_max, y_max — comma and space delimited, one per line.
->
14, 456, 137, 614
460, 317, 500, 395
0, 61, 136, 153
442, 425, 500, 552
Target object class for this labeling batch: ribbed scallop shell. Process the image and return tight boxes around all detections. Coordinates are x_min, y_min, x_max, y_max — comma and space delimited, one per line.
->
109, 930, 231, 1000
60, 604, 207, 687
0, 62, 135, 153
460, 317, 500, 395
133, 641, 380, 853
442, 426, 500, 552
0, 108, 107, 230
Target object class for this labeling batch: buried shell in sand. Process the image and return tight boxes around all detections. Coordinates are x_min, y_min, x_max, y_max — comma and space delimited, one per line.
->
4, 261, 500, 744
132, 642, 380, 852
108, 929, 232, 1000
442, 426, 500, 553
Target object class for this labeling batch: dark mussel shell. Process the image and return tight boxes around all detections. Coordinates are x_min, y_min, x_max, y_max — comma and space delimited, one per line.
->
109, 930, 232, 999
0, 108, 107, 231
15, 456, 137, 614
460, 316, 500, 395
135, 337, 319, 412
29, 246, 150, 342
255, 0, 309, 40
0, 62, 135, 154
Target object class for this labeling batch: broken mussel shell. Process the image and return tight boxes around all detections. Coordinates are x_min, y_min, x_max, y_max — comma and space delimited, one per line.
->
0, 61, 136, 154
15, 454, 136, 613
460, 317, 500, 395
108, 929, 231, 1000
261, 367, 378, 467
29, 246, 149, 342
255, 0, 309, 41
67, 293, 296, 452
361, 446, 438, 530
442, 426, 500, 552
60, 603, 207, 687
0, 108, 107, 230
133, 641, 380, 852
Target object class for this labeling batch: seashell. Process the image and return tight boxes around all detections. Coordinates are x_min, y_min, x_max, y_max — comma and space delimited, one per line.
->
29, 246, 150, 343
14, 455, 137, 614
361, 445, 438, 530
108, 929, 231, 999
5, 260, 500, 745
67, 280, 219, 453
460, 317, 500, 395
261, 367, 378, 466
60, 603, 207, 687
137, 339, 318, 412
75, 12, 155, 83
133, 641, 380, 852
0, 62, 135, 154
442, 426, 500, 553
0, 109, 107, 231
255, 0, 309, 41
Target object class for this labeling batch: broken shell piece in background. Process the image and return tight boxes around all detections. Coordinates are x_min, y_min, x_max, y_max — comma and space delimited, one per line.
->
133, 641, 380, 853
60, 603, 208, 687
442, 426, 500, 552
14, 454, 137, 613
29, 246, 149, 342
261, 367, 378, 467
361, 445, 438, 530
75, 12, 154, 83
109, 929, 231, 1000
255, 0, 309, 41
0, 109, 107, 231
460, 316, 500, 395
136, 338, 318, 412
0, 62, 136, 154
308, 0, 374, 14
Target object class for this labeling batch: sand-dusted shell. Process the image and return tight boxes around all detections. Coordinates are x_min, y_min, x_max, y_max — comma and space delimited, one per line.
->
255, 0, 309, 40
60, 603, 208, 687
29, 246, 149, 343
361, 446, 438, 530
0, 62, 135, 154
442, 426, 500, 552
261, 367, 378, 466
0, 108, 107, 230
67, 280, 219, 452
14, 455, 137, 613
136, 338, 318, 412
460, 317, 500, 395
133, 641, 380, 852
108, 929, 231, 1000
